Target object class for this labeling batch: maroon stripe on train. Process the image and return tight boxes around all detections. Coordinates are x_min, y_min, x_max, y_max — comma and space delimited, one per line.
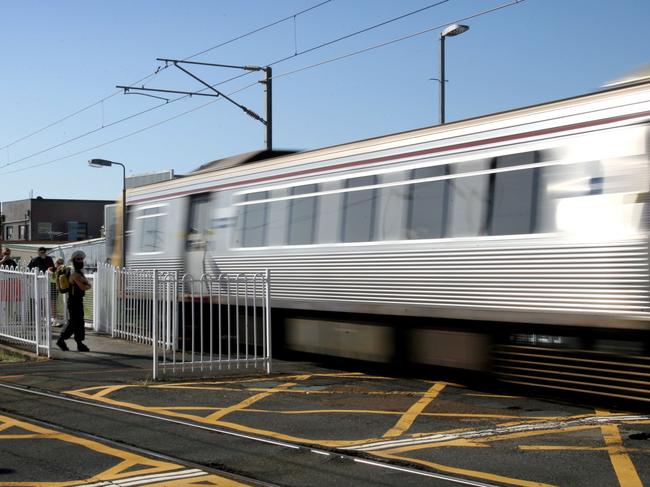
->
130, 109, 650, 204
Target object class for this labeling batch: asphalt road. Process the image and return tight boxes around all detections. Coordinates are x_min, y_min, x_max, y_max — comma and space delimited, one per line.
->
1, 333, 649, 486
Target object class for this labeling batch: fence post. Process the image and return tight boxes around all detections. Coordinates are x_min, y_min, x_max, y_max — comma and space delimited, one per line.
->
111, 266, 116, 337
33, 270, 41, 357
265, 269, 272, 374
45, 271, 51, 358
152, 269, 158, 380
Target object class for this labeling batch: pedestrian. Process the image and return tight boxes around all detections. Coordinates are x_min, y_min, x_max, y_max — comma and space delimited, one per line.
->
28, 247, 55, 273
56, 250, 91, 352
0, 248, 17, 268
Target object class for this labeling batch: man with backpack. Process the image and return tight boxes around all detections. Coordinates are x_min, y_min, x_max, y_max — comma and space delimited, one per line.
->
56, 250, 91, 352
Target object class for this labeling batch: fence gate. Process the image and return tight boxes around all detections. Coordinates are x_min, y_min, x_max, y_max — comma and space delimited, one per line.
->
94, 264, 272, 379
0, 267, 51, 357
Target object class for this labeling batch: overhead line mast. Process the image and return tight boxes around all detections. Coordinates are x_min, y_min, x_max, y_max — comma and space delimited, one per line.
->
117, 59, 273, 151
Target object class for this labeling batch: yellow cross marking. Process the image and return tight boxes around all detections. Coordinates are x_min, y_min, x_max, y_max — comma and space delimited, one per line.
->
383, 382, 446, 438
0, 414, 183, 486
205, 379, 307, 422
597, 409, 643, 487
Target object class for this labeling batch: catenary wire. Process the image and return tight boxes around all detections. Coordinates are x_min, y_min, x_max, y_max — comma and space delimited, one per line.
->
0, 70, 162, 153
0, 0, 454, 170
268, 0, 524, 83
0, 0, 334, 154
183, 0, 333, 61
0, 0, 523, 176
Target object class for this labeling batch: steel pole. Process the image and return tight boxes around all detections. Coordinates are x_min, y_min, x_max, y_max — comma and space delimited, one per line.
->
264, 67, 272, 151
439, 34, 446, 125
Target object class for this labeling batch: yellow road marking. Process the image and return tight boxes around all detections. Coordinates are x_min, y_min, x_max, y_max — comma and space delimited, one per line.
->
383, 382, 446, 438
152, 385, 429, 396
597, 409, 643, 487
0, 414, 182, 486
374, 450, 555, 487
520, 446, 642, 452
65, 387, 375, 448
377, 425, 599, 452
145, 474, 249, 486
205, 379, 306, 422
91, 384, 132, 398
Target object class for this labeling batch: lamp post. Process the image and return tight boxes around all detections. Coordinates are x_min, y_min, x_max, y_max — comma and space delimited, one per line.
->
88, 159, 126, 267
439, 23, 469, 125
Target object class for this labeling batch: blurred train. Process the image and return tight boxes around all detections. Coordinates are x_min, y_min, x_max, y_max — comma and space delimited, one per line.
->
112, 72, 650, 401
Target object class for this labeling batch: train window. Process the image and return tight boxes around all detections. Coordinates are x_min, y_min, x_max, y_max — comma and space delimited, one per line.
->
266, 189, 288, 246
407, 165, 448, 239
315, 180, 344, 244
376, 171, 409, 241
447, 160, 490, 237
136, 207, 167, 253
489, 152, 539, 235
186, 194, 211, 250
544, 160, 604, 198
288, 184, 318, 245
341, 175, 378, 242
241, 192, 268, 247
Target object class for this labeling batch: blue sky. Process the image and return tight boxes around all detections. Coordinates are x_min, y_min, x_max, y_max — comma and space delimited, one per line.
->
1, 0, 649, 202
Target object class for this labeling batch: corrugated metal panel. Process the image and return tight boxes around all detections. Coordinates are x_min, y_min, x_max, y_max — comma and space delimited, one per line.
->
212, 238, 650, 320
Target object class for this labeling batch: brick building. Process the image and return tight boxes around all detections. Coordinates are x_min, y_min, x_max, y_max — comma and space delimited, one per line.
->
0, 197, 113, 242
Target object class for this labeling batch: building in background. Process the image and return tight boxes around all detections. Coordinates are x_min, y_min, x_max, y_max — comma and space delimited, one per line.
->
0, 197, 113, 243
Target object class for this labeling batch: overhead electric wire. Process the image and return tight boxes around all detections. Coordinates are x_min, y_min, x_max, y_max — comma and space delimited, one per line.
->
0, 0, 524, 177
268, 0, 525, 82
0, 0, 454, 171
183, 0, 333, 61
0, 0, 334, 154
0, 101, 170, 170
0, 70, 162, 153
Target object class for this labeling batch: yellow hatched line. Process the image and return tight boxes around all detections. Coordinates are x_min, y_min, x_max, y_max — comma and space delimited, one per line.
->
145, 474, 250, 486
65, 388, 376, 448
205, 379, 307, 422
597, 409, 643, 487
520, 446, 642, 452
383, 382, 446, 438
374, 450, 555, 487
0, 413, 182, 486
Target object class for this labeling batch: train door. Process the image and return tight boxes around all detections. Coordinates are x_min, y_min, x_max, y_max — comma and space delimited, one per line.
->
185, 193, 212, 277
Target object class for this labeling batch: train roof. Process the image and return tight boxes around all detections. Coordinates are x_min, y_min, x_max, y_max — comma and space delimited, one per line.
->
127, 77, 650, 204
192, 149, 297, 174
601, 64, 650, 90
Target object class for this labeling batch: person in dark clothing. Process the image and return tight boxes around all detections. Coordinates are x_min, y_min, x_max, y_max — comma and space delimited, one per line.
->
0, 248, 17, 268
28, 247, 55, 273
56, 250, 91, 352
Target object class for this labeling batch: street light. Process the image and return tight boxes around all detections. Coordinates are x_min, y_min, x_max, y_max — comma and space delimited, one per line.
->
439, 23, 469, 125
88, 159, 126, 267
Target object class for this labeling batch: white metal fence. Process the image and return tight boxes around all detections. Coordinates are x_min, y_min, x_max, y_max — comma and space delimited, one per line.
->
0, 266, 51, 357
0, 264, 271, 378
93, 264, 272, 379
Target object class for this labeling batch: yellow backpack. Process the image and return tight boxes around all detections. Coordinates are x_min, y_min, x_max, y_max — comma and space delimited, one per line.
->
55, 267, 71, 294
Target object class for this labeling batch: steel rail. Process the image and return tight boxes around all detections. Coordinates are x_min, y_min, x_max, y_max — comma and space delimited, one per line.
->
0, 380, 497, 487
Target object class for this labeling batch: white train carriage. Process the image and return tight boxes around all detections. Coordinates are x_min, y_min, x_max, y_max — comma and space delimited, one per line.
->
123, 78, 650, 376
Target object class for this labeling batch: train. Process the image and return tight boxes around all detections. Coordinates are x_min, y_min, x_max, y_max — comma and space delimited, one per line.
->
112, 71, 650, 401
